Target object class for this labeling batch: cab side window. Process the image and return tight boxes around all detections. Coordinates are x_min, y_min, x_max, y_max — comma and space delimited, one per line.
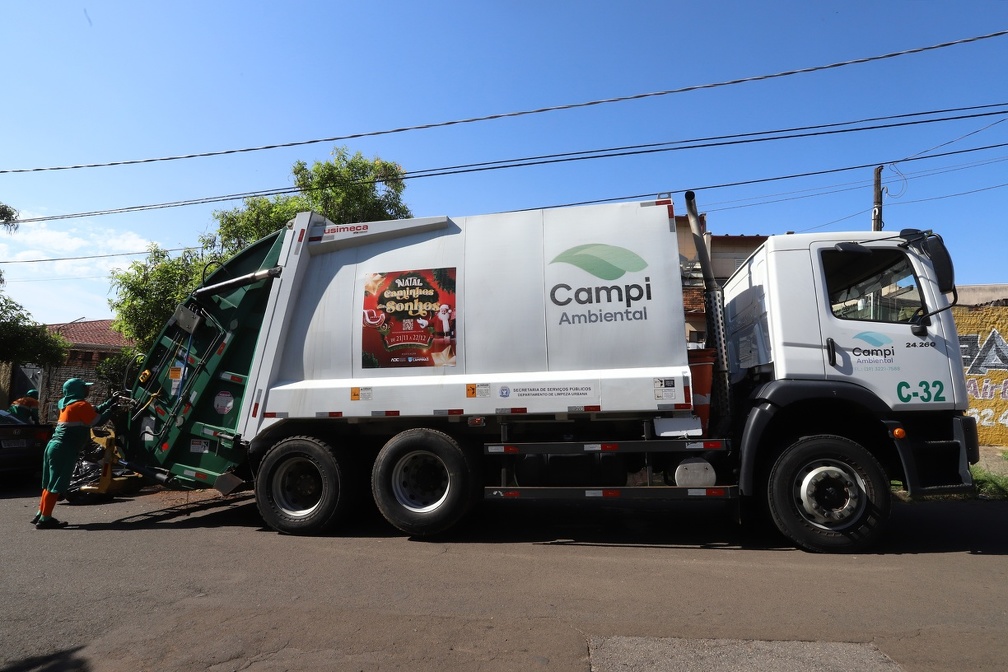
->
822, 249, 925, 323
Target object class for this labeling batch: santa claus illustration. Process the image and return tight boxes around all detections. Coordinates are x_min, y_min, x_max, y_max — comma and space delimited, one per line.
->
435, 303, 455, 338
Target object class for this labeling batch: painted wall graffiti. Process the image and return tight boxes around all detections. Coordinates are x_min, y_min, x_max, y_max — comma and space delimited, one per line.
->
953, 306, 1008, 446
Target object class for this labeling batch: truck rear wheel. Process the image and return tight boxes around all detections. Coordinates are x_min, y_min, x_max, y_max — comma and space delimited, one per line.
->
255, 436, 349, 535
767, 435, 890, 553
371, 428, 475, 537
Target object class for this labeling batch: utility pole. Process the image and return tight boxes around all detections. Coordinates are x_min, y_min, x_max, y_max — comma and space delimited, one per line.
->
871, 165, 884, 231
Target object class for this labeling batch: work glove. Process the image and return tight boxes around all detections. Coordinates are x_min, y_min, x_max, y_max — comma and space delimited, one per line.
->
115, 390, 136, 408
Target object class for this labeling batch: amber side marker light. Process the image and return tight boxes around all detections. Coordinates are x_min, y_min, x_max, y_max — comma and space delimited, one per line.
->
892, 427, 907, 439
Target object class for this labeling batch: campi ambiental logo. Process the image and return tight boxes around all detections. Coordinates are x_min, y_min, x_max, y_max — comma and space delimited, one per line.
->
852, 332, 895, 361
548, 243, 652, 326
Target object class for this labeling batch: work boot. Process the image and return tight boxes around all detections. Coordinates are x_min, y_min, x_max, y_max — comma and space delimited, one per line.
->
29, 512, 41, 525
35, 517, 68, 529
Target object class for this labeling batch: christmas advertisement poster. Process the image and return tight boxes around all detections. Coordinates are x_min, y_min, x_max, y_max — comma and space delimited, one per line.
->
361, 268, 456, 368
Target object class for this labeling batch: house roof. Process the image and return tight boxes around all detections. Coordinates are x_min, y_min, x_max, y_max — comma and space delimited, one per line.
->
47, 319, 133, 350
957, 284, 1008, 306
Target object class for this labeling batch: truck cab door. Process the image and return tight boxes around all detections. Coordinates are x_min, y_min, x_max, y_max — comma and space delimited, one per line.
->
811, 241, 958, 410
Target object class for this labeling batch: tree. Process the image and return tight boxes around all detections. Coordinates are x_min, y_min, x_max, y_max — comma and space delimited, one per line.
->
109, 245, 210, 352
208, 193, 308, 258
0, 204, 62, 367
293, 146, 411, 225
0, 201, 16, 231
95, 348, 142, 393
207, 147, 410, 257
1, 200, 18, 287
109, 147, 411, 353
0, 295, 69, 367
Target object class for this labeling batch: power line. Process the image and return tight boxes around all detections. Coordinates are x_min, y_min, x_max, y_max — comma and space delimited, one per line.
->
403, 108, 1008, 179
4, 274, 114, 283
397, 104, 1008, 179
13, 105, 1008, 225
3, 30, 1006, 176
886, 180, 1008, 205
6, 143, 1006, 269
0, 247, 192, 265
538, 141, 1008, 209
701, 154, 1008, 212
701, 143, 1008, 211
792, 179, 1008, 234
9, 178, 1005, 272
900, 116, 1008, 161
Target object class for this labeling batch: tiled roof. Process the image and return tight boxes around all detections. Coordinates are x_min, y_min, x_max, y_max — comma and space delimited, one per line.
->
712, 234, 768, 240
47, 319, 133, 349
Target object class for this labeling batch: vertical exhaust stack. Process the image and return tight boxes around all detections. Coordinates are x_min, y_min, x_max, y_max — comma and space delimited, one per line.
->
684, 191, 731, 436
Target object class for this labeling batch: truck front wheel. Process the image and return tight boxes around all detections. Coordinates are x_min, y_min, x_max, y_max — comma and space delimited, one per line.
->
255, 436, 349, 535
371, 428, 475, 537
767, 435, 890, 553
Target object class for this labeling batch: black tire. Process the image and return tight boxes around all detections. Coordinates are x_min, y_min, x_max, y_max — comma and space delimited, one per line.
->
255, 436, 349, 535
767, 435, 890, 553
371, 428, 475, 537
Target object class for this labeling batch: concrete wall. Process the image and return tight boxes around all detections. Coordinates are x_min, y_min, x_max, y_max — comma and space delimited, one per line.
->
953, 304, 1008, 446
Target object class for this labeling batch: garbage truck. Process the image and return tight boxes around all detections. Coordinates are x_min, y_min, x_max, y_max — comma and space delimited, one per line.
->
112, 191, 978, 552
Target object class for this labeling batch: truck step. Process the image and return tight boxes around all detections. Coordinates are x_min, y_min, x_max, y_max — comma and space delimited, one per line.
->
907, 483, 975, 497
484, 485, 738, 500
485, 438, 728, 456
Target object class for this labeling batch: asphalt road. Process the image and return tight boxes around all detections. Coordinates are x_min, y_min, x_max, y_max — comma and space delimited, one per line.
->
1, 476, 1006, 672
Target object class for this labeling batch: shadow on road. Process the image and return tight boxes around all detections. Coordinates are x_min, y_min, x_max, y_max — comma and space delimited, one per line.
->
0, 646, 90, 672
68, 486, 400, 538
9, 469, 1007, 554
450, 500, 790, 551
881, 499, 1008, 555
438, 498, 1008, 555
0, 473, 40, 500
73, 491, 266, 532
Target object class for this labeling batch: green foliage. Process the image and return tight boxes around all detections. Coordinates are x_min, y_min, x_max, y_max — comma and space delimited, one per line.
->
95, 348, 142, 392
108, 146, 412, 354
209, 194, 308, 258
1, 201, 18, 286
108, 245, 211, 353
0, 294, 69, 366
292, 147, 411, 224
0, 201, 16, 230
207, 147, 410, 258
970, 465, 1008, 500
431, 268, 456, 295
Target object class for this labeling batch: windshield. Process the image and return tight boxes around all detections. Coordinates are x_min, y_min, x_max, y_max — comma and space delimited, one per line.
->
822, 248, 925, 323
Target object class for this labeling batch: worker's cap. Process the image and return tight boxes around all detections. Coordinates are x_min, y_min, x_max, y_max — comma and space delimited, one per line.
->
26, 388, 38, 399
62, 378, 93, 397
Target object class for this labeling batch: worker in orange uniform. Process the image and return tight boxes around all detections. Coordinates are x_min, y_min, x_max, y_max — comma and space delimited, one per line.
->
8, 388, 40, 424
32, 378, 118, 529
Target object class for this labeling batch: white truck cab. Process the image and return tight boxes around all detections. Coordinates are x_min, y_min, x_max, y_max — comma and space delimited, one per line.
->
726, 231, 966, 408
722, 226, 977, 550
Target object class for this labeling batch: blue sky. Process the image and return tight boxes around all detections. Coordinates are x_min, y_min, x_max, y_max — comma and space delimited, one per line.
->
1, 2, 1006, 325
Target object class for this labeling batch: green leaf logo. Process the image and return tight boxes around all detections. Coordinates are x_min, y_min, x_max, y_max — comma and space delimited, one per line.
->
550, 244, 647, 280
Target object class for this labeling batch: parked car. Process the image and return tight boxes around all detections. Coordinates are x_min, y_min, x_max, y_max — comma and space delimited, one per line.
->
0, 409, 52, 477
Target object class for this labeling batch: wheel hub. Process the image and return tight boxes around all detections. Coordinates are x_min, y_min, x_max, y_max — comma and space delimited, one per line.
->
798, 463, 863, 527
273, 457, 323, 518
392, 451, 450, 513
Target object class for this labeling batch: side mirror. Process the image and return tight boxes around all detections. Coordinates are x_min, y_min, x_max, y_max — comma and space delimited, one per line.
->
923, 234, 955, 294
